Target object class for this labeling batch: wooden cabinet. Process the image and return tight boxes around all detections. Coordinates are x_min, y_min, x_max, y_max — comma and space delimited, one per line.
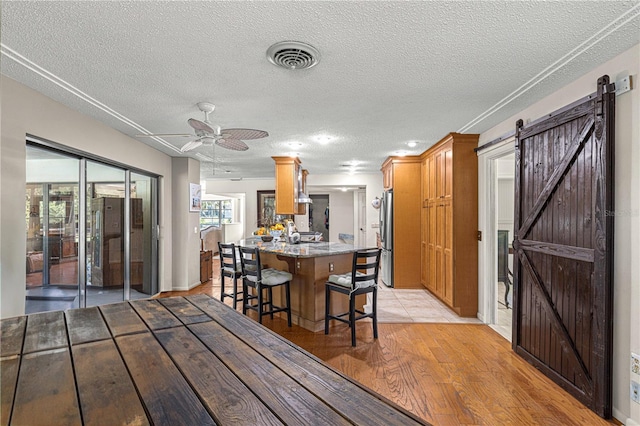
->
420, 133, 479, 316
379, 156, 422, 289
200, 250, 212, 283
272, 156, 308, 215
381, 160, 394, 189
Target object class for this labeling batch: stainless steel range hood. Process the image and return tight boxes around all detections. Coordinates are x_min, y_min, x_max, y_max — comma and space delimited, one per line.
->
298, 191, 313, 204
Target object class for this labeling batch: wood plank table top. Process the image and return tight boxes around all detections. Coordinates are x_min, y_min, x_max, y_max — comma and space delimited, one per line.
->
1, 295, 429, 425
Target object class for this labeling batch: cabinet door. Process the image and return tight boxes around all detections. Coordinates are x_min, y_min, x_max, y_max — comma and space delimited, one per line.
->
434, 200, 446, 297
382, 164, 393, 189
421, 207, 428, 288
421, 157, 428, 204
426, 154, 436, 202
442, 200, 453, 305
434, 148, 445, 200
426, 203, 437, 293
273, 157, 300, 214
443, 144, 453, 200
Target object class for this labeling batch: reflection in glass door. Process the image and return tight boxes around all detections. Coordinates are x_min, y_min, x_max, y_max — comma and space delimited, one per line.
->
86, 162, 127, 307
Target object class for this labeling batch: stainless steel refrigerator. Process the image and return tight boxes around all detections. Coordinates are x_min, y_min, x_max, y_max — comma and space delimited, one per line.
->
379, 190, 393, 287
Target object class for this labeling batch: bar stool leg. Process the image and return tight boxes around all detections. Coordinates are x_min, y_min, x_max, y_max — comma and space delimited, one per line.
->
324, 286, 331, 334
231, 275, 237, 309
257, 285, 264, 324
242, 281, 248, 315
268, 287, 274, 319
372, 287, 378, 339
350, 295, 356, 347
285, 281, 292, 327
220, 273, 226, 303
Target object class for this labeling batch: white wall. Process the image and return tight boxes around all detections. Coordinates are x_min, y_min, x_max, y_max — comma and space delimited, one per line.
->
170, 158, 202, 290
0, 76, 178, 318
477, 44, 639, 423
496, 157, 515, 237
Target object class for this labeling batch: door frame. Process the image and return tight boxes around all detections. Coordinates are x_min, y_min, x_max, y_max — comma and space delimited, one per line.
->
355, 189, 367, 247
477, 137, 515, 326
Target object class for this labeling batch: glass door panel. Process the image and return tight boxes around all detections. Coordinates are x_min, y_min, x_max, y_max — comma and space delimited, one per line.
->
130, 172, 157, 298
25, 146, 80, 313
86, 161, 126, 307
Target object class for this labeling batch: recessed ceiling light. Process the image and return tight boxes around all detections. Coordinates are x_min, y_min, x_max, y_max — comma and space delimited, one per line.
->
314, 135, 334, 144
407, 141, 417, 148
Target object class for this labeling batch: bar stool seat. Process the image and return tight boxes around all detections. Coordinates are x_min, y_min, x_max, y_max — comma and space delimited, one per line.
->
239, 246, 292, 327
325, 248, 381, 346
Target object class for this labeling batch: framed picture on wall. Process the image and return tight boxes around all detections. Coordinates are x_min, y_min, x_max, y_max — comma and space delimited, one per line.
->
190, 183, 201, 212
257, 190, 292, 227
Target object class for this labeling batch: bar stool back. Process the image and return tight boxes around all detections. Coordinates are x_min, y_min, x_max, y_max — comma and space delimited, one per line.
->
238, 246, 292, 327
324, 248, 381, 346
218, 242, 243, 309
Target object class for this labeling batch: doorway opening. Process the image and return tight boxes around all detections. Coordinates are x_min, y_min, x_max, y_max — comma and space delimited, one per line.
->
478, 138, 515, 341
495, 153, 515, 339
308, 194, 329, 241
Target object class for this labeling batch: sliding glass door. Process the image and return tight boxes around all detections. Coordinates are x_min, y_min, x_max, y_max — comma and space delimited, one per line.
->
25, 142, 158, 313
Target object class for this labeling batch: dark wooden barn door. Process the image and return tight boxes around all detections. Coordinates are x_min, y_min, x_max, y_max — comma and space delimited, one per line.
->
512, 76, 615, 417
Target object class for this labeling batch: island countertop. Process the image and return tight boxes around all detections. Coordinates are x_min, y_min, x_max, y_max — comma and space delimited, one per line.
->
237, 237, 364, 258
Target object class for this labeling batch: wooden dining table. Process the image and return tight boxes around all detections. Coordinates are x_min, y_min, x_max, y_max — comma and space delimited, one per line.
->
1, 294, 429, 425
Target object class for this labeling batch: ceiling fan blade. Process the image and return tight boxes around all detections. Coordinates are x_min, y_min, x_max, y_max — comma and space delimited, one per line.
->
215, 138, 249, 151
222, 128, 268, 140
188, 118, 215, 134
136, 133, 193, 138
180, 139, 204, 152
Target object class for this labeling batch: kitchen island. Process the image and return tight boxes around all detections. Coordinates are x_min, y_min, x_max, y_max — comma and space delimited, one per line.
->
238, 238, 366, 332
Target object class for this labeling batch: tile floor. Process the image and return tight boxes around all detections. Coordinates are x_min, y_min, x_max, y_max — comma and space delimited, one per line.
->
376, 283, 482, 324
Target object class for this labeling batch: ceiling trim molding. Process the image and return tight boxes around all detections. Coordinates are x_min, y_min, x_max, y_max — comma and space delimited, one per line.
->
457, 3, 640, 134
0, 43, 182, 154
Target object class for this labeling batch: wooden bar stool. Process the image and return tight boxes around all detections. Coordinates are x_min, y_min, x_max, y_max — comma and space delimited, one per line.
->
324, 248, 381, 346
218, 242, 243, 309
239, 246, 292, 326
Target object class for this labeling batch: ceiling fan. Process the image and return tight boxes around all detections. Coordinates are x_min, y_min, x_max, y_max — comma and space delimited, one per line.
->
137, 102, 268, 152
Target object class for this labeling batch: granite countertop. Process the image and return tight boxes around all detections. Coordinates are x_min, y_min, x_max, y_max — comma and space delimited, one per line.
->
237, 237, 362, 258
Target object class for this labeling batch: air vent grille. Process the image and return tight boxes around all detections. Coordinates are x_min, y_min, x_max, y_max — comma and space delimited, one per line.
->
267, 41, 320, 70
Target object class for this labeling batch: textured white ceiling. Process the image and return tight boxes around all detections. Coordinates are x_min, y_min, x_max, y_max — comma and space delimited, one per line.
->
2, 1, 639, 180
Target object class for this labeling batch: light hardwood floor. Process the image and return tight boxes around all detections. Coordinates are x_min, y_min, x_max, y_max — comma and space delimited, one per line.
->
157, 259, 620, 426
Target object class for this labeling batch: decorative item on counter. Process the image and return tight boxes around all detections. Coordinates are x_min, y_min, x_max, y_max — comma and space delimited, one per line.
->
255, 222, 286, 242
